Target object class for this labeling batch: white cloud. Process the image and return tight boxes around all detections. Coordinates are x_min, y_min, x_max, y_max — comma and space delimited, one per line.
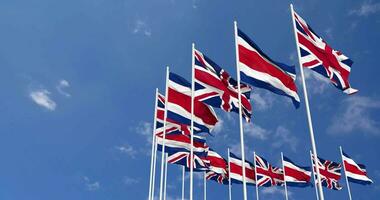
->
350, 1, 380, 16
83, 176, 100, 191
261, 187, 291, 198
132, 19, 152, 37
29, 89, 57, 111
56, 79, 71, 97
136, 121, 153, 143
123, 176, 139, 185
302, 69, 330, 94
328, 96, 380, 135
244, 122, 270, 140
272, 126, 299, 152
115, 144, 137, 158
250, 92, 274, 111
213, 118, 224, 134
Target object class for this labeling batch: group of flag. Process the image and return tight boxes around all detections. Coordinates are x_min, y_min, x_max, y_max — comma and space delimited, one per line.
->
148, 5, 372, 200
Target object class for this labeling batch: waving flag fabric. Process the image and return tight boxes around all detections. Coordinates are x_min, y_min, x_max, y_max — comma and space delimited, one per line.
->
229, 152, 256, 185
283, 156, 311, 187
293, 10, 358, 94
194, 49, 252, 122
205, 149, 229, 184
342, 150, 373, 185
167, 72, 219, 134
255, 154, 284, 187
237, 28, 300, 108
156, 133, 209, 170
311, 154, 343, 190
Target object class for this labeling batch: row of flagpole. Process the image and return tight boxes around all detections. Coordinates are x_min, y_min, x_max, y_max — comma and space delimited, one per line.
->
146, 4, 362, 200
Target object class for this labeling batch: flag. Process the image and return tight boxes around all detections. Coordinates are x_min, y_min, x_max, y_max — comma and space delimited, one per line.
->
237, 28, 300, 108
156, 132, 210, 170
167, 72, 219, 134
255, 154, 284, 187
342, 150, 373, 185
229, 152, 256, 185
194, 48, 252, 121
311, 154, 343, 190
205, 148, 229, 184
293, 10, 358, 94
283, 155, 311, 187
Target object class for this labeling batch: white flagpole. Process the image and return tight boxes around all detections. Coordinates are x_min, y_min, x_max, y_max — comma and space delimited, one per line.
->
182, 166, 185, 200
253, 152, 259, 200
152, 130, 159, 200
149, 88, 159, 200
290, 4, 325, 200
159, 67, 170, 200
204, 171, 207, 200
228, 148, 232, 200
234, 20, 248, 200
340, 146, 353, 200
164, 153, 168, 200
281, 153, 289, 200
310, 151, 320, 200
190, 43, 195, 200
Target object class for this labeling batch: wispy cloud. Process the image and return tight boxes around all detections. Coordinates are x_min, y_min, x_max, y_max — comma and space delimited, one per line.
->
136, 121, 153, 143
29, 89, 57, 111
244, 122, 270, 140
56, 79, 71, 97
261, 187, 290, 198
83, 176, 100, 191
123, 176, 139, 185
272, 126, 299, 152
213, 118, 224, 134
328, 96, 380, 135
350, 1, 380, 16
132, 19, 152, 37
250, 92, 275, 111
115, 144, 137, 158
302, 69, 331, 94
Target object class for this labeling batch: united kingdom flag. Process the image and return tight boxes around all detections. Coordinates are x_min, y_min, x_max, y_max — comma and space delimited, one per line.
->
205, 149, 229, 184
194, 48, 252, 122
311, 154, 343, 190
293, 9, 358, 94
255, 154, 284, 187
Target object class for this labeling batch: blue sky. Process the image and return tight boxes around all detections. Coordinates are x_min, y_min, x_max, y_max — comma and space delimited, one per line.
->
0, 0, 380, 199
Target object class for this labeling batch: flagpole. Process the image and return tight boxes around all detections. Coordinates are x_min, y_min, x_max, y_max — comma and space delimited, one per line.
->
182, 166, 185, 200
164, 153, 168, 200
190, 43, 195, 200
152, 130, 159, 200
290, 4, 324, 200
228, 148, 232, 200
204, 171, 207, 200
281, 152, 289, 200
310, 151, 320, 200
234, 20, 248, 200
254, 152, 259, 200
149, 89, 159, 200
159, 67, 170, 200
340, 146, 353, 200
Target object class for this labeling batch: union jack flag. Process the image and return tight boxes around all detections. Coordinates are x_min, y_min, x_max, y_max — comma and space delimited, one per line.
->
194, 48, 252, 122
205, 149, 229, 184
167, 72, 219, 134
342, 149, 373, 185
311, 154, 343, 190
283, 155, 311, 187
229, 152, 256, 185
293, 9, 358, 94
255, 153, 284, 187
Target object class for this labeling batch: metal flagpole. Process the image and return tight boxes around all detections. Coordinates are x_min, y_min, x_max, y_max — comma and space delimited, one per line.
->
290, 4, 325, 200
149, 89, 159, 200
152, 127, 159, 200
281, 152, 289, 200
204, 171, 207, 200
310, 151, 320, 200
253, 152, 259, 200
340, 146, 353, 200
234, 21, 248, 200
190, 43, 195, 200
228, 148, 232, 200
159, 67, 170, 200
164, 153, 168, 200
182, 166, 185, 200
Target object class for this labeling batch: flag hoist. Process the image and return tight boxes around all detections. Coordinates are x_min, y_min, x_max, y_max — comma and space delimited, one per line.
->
290, 4, 325, 200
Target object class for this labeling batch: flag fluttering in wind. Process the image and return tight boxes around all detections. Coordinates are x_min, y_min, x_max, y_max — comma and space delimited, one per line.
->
228, 152, 256, 185
167, 72, 219, 134
283, 155, 312, 187
342, 150, 373, 185
254, 153, 284, 187
236, 28, 300, 108
205, 149, 229, 184
293, 10, 358, 94
311, 154, 343, 190
194, 48, 252, 122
